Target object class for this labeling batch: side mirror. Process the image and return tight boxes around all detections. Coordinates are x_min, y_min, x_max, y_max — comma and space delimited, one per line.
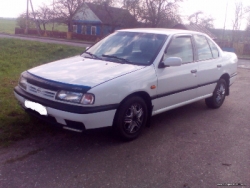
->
162, 57, 182, 67
85, 46, 90, 50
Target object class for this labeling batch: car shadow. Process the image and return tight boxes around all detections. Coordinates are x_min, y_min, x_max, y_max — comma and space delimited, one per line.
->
31, 100, 210, 150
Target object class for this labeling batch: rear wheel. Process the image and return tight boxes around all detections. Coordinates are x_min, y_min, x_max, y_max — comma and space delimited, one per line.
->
114, 96, 148, 141
205, 79, 227, 109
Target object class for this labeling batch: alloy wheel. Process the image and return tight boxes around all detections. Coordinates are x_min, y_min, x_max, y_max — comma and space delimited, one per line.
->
123, 103, 144, 134
215, 83, 226, 104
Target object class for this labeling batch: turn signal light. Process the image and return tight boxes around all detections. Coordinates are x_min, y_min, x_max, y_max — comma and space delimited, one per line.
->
150, 85, 156, 89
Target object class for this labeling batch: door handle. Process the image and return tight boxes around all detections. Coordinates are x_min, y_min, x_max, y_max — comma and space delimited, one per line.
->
217, 64, 222, 68
191, 69, 197, 73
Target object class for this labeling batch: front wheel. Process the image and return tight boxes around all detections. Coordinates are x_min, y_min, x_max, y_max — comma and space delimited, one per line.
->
205, 79, 227, 109
113, 96, 148, 141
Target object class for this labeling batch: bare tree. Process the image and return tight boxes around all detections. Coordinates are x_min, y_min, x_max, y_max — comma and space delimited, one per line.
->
244, 14, 250, 40
200, 17, 214, 28
246, 15, 250, 31
188, 11, 203, 25
232, 2, 245, 32
35, 4, 53, 32
231, 2, 250, 42
123, 0, 141, 22
143, 0, 182, 27
53, 0, 86, 32
91, 0, 136, 32
245, 7, 250, 31
188, 11, 214, 28
124, 0, 183, 28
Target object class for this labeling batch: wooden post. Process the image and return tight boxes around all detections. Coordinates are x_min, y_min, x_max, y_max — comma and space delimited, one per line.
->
25, 0, 29, 34
30, 0, 41, 36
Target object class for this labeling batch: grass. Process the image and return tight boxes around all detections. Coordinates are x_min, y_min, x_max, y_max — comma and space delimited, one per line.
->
0, 18, 68, 34
0, 18, 16, 34
43, 23, 68, 32
0, 38, 84, 146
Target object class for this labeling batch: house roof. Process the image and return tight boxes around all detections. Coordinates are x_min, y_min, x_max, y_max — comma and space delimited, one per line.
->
85, 3, 136, 28
173, 24, 217, 39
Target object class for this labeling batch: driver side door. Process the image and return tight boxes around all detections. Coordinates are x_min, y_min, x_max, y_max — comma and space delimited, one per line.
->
153, 35, 199, 113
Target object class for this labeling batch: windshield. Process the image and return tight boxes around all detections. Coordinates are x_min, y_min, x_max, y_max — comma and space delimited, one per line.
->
82, 31, 168, 65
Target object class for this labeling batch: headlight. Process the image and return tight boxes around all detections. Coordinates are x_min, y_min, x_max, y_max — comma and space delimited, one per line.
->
56, 90, 95, 105
19, 76, 27, 90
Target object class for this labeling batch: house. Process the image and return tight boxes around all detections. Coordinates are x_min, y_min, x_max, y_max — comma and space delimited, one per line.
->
173, 24, 217, 40
72, 3, 136, 36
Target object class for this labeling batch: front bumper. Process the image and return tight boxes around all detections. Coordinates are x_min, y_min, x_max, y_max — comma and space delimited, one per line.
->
14, 87, 117, 131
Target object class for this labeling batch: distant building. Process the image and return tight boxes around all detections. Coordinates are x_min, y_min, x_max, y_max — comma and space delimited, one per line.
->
72, 3, 136, 36
173, 24, 217, 40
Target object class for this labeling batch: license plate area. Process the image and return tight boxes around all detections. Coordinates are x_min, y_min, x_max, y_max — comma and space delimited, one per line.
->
24, 100, 47, 116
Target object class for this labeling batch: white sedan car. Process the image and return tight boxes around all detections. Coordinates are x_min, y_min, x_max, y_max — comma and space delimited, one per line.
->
14, 28, 238, 140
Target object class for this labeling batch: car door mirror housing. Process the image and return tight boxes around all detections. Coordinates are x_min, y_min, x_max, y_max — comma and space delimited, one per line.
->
161, 57, 182, 67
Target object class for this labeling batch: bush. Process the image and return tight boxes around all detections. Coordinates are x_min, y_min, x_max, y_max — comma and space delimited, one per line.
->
16, 13, 35, 29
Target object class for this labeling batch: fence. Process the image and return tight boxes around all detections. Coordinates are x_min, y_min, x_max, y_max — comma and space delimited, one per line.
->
15, 28, 102, 42
216, 39, 250, 55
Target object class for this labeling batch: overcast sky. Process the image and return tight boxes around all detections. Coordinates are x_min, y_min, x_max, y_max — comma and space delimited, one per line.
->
0, 0, 250, 30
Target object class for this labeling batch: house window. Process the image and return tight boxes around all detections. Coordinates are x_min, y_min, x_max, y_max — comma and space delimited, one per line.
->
91, 26, 96, 35
81, 25, 87, 35
73, 25, 77, 33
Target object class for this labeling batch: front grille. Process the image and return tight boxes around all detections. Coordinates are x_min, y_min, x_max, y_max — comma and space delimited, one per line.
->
27, 84, 56, 99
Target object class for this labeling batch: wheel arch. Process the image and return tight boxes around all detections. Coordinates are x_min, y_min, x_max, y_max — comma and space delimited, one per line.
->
220, 73, 230, 96
113, 91, 153, 127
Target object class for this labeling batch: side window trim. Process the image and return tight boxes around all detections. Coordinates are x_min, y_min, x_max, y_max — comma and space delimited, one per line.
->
206, 37, 215, 59
207, 38, 220, 59
191, 35, 198, 62
163, 34, 195, 65
193, 34, 214, 62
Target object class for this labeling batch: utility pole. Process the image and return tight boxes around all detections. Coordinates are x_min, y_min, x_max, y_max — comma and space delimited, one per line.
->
25, 0, 29, 34
29, 0, 41, 36
52, 0, 55, 31
223, 0, 229, 41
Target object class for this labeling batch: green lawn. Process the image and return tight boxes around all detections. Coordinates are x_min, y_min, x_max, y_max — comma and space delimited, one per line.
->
0, 18, 68, 34
0, 18, 16, 34
44, 23, 68, 32
0, 38, 83, 146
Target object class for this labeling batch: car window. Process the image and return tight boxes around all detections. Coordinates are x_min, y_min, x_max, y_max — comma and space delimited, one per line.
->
207, 39, 219, 58
194, 35, 213, 61
85, 32, 167, 65
163, 36, 194, 64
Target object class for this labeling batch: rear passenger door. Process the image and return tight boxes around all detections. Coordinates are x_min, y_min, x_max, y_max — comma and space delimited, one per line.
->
193, 35, 223, 97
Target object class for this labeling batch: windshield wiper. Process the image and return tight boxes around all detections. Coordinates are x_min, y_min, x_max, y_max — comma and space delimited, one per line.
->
102, 54, 131, 64
83, 52, 101, 60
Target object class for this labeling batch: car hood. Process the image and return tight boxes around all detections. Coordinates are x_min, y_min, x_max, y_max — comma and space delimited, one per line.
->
28, 56, 145, 87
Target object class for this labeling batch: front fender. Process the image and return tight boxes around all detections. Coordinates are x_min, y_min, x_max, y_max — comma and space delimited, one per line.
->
89, 65, 157, 106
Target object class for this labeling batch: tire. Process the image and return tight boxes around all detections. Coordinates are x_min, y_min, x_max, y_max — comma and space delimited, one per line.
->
113, 96, 148, 141
205, 79, 227, 109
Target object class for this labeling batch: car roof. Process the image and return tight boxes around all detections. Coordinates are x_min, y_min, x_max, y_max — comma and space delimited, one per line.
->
117, 28, 206, 36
